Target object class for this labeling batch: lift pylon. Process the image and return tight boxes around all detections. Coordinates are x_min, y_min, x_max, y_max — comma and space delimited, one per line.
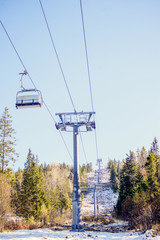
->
55, 111, 95, 232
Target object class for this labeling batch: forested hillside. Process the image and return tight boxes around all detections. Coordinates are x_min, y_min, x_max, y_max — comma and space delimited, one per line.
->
1, 107, 160, 232
108, 138, 160, 230
0, 108, 92, 231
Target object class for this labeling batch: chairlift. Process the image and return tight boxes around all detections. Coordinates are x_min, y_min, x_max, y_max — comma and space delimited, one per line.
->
16, 89, 43, 109
16, 71, 43, 109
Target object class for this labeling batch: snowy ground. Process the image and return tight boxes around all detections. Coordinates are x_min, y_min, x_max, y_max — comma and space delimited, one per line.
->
0, 228, 159, 240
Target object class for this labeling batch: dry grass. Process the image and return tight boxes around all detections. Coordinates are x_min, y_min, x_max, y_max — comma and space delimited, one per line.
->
82, 213, 115, 225
3, 220, 28, 231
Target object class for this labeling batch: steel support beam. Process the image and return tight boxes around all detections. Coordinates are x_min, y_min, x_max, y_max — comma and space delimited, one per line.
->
71, 125, 83, 231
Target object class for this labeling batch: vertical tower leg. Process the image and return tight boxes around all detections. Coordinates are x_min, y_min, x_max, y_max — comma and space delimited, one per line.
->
71, 126, 84, 231
98, 171, 100, 184
94, 186, 97, 217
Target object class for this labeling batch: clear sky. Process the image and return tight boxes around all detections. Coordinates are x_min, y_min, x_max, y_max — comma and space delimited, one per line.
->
0, 0, 160, 171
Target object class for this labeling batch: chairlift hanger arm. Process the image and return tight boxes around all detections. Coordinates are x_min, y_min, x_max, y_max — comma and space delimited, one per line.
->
19, 70, 28, 76
19, 70, 28, 90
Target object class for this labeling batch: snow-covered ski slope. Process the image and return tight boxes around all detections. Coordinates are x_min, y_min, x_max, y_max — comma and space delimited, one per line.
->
82, 170, 118, 214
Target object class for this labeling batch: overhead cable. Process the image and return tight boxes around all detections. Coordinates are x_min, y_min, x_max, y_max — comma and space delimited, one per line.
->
0, 20, 72, 162
43, 102, 72, 160
39, 1, 90, 164
79, 132, 88, 164
0, 20, 36, 90
79, 0, 99, 159
39, 0, 76, 113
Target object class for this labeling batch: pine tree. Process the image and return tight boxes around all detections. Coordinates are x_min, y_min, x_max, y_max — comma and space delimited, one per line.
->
18, 149, 47, 220
116, 151, 137, 215
145, 152, 159, 202
134, 164, 146, 193
0, 107, 18, 172
157, 156, 160, 183
110, 164, 118, 191
144, 151, 160, 225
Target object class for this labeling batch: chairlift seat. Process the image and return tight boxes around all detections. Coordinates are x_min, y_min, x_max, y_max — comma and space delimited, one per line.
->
16, 89, 43, 109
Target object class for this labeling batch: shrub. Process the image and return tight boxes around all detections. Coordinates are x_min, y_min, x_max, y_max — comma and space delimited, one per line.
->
3, 220, 28, 231
28, 216, 39, 230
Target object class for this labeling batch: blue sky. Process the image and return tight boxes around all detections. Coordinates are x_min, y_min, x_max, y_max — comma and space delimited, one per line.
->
0, 0, 160, 171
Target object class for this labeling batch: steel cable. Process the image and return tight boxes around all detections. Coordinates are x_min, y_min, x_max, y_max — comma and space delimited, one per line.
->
39, 1, 89, 164
79, 0, 99, 159
0, 20, 73, 162
39, 0, 76, 113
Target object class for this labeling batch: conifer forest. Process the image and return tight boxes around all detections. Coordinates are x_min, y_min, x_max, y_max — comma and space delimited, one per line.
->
0, 107, 160, 234
108, 139, 160, 230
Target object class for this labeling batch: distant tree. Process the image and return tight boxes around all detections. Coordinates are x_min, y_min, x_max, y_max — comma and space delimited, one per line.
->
107, 159, 113, 170
137, 147, 147, 168
42, 162, 48, 175
0, 107, 18, 172
86, 163, 93, 172
117, 161, 121, 178
107, 159, 121, 192
151, 137, 159, 156
24, 148, 33, 169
